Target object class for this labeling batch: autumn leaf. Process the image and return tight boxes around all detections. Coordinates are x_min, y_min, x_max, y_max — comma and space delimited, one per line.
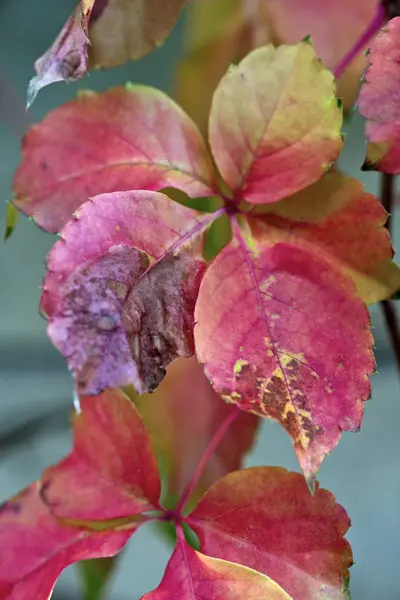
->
248, 168, 400, 304
88, 0, 186, 68
28, 0, 186, 103
0, 389, 168, 598
42, 190, 209, 395
187, 467, 352, 600
0, 484, 134, 600
175, 0, 378, 132
190, 43, 387, 479
209, 42, 343, 205
194, 225, 374, 483
129, 356, 259, 508
358, 17, 400, 173
14, 85, 216, 232
27, 5, 89, 108
28, 0, 186, 106
142, 532, 292, 600
41, 390, 161, 520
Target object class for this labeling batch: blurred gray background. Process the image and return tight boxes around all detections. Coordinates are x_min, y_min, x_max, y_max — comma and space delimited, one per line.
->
1, 1, 399, 598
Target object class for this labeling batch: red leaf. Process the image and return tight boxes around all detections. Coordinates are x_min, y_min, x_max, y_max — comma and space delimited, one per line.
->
42, 190, 207, 395
14, 85, 216, 232
249, 169, 400, 304
27, 6, 89, 108
208, 42, 343, 204
188, 467, 352, 600
41, 389, 161, 521
0, 484, 133, 600
132, 356, 259, 507
358, 17, 400, 173
142, 535, 291, 600
194, 226, 374, 482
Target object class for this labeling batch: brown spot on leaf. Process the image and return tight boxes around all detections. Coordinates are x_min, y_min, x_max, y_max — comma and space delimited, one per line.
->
48, 245, 205, 395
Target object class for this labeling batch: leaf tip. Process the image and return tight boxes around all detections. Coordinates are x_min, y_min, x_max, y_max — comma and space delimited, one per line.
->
305, 472, 316, 495
302, 34, 313, 44
4, 203, 19, 241
26, 76, 41, 109
361, 159, 376, 172
125, 81, 137, 92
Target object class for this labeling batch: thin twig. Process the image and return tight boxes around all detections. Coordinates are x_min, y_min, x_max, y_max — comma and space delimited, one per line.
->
380, 173, 400, 373
333, 4, 385, 80
175, 405, 240, 516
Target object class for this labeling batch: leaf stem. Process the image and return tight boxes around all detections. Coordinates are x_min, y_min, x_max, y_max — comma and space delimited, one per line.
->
380, 173, 400, 373
176, 405, 241, 516
333, 4, 385, 80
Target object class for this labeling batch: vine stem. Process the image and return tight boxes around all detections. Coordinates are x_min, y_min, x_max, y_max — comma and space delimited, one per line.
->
176, 405, 241, 516
380, 173, 400, 372
333, 4, 385, 80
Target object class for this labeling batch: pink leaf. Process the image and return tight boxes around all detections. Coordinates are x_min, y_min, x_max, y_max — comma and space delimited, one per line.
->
188, 467, 352, 600
14, 86, 216, 232
142, 535, 291, 600
42, 190, 208, 395
194, 226, 374, 483
249, 168, 400, 304
358, 17, 400, 173
0, 484, 133, 600
41, 389, 161, 521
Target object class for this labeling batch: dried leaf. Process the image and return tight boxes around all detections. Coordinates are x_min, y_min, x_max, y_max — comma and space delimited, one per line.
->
27, 7, 89, 108
28, 0, 186, 103
42, 190, 207, 394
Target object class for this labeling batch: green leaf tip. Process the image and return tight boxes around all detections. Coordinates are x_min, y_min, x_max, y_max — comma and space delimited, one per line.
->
361, 160, 376, 172
125, 81, 137, 91
4, 203, 19, 241
302, 34, 312, 44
